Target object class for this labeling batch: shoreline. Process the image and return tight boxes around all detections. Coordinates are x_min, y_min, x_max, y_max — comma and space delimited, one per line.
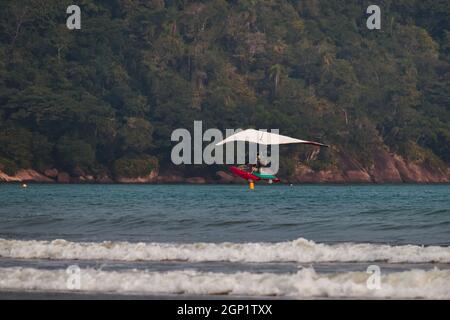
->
0, 291, 397, 300
1, 181, 450, 185
2, 164, 449, 185
0, 290, 287, 300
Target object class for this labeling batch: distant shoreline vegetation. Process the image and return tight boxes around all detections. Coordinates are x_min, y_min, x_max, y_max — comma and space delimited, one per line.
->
0, 1, 449, 183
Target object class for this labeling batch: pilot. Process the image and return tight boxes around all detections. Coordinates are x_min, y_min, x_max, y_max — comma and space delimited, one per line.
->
252, 153, 270, 173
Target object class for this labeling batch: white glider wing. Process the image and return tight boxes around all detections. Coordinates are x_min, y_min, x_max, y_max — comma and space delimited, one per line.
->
215, 129, 328, 147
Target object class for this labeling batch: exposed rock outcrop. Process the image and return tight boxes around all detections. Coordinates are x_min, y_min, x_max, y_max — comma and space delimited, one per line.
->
72, 166, 85, 177
292, 165, 348, 183
369, 149, 403, 183
0, 149, 448, 184
0, 169, 54, 183
115, 169, 159, 183
290, 149, 449, 183
96, 173, 114, 184
185, 177, 207, 184
57, 172, 71, 183
391, 154, 447, 182
44, 168, 58, 178
156, 174, 185, 183
70, 175, 96, 183
216, 170, 242, 183
0, 171, 22, 182
343, 170, 372, 183
19, 169, 54, 183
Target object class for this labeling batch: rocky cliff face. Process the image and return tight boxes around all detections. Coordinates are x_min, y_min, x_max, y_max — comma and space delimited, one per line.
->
0, 150, 448, 184
115, 169, 159, 184
0, 169, 54, 183
290, 149, 449, 183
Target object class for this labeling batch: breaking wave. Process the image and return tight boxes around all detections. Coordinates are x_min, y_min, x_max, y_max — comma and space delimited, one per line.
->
1, 238, 449, 263
0, 267, 449, 299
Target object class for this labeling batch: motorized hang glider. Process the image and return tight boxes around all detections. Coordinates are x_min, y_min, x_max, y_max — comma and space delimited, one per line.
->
215, 129, 329, 189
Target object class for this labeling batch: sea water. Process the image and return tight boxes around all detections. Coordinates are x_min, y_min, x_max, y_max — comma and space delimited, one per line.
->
0, 184, 449, 298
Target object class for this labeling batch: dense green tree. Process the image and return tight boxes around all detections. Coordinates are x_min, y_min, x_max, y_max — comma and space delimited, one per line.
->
0, 0, 448, 178
113, 154, 158, 178
56, 136, 95, 173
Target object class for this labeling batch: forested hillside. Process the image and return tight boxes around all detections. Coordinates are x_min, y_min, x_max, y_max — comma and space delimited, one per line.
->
0, 0, 449, 182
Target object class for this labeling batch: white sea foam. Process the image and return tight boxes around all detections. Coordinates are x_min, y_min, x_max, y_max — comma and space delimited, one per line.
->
0, 266, 449, 298
0, 238, 449, 263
